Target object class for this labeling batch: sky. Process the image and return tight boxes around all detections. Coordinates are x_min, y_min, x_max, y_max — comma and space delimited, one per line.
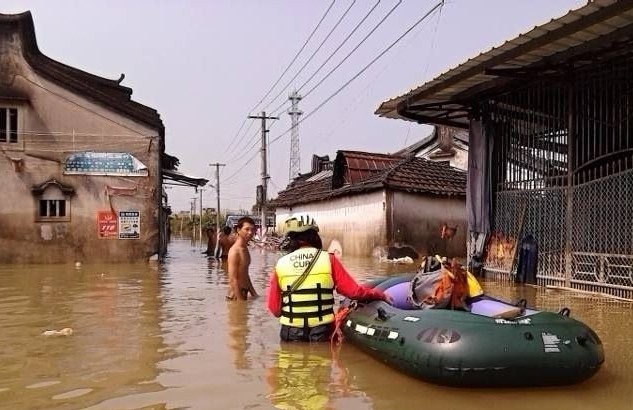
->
2, 0, 586, 213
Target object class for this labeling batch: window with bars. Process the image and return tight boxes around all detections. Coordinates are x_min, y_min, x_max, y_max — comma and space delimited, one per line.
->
35, 185, 71, 222
0, 107, 18, 143
39, 200, 67, 218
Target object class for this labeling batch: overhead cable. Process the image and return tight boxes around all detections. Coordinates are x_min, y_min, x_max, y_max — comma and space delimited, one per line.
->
223, 120, 279, 182
221, 1, 335, 161
269, 0, 445, 147
260, 0, 357, 113
302, 0, 403, 100
222, 118, 257, 160
224, 127, 261, 164
249, 0, 336, 114
267, 0, 382, 116
269, 0, 403, 118
310, 1, 445, 144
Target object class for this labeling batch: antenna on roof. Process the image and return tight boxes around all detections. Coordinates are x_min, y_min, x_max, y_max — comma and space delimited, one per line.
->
116, 73, 125, 84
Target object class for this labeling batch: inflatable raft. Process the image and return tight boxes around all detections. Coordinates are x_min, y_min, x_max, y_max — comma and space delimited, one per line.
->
342, 275, 604, 387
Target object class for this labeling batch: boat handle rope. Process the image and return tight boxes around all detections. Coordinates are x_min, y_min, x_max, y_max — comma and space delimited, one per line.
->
558, 307, 571, 317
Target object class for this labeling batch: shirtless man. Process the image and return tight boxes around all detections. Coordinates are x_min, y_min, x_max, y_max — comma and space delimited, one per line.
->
214, 226, 235, 259
203, 225, 217, 256
226, 217, 258, 301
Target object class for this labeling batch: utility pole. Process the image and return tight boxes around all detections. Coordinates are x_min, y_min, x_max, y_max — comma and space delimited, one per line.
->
190, 197, 197, 241
288, 90, 302, 182
199, 188, 204, 244
209, 163, 226, 234
248, 111, 278, 236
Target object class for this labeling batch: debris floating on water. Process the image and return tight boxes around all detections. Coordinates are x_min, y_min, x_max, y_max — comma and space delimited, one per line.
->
42, 328, 74, 337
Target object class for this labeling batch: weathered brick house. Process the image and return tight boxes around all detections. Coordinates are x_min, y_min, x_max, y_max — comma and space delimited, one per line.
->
271, 151, 467, 258
0, 11, 184, 263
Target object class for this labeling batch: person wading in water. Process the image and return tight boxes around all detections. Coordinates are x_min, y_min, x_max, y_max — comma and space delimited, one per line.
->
226, 217, 258, 301
215, 226, 235, 259
267, 215, 392, 342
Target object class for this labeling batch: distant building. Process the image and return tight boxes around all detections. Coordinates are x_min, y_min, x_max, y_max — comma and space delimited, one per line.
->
271, 152, 467, 257
396, 125, 469, 171
0, 11, 205, 263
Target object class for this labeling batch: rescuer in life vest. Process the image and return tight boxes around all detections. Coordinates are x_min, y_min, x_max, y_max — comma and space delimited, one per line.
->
267, 215, 392, 342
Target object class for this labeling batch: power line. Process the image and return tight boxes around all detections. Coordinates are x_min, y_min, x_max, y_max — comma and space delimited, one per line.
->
268, 0, 403, 119
302, 0, 403, 100
269, 0, 445, 147
249, 0, 336, 114
219, 116, 251, 159
267, 0, 382, 116
223, 120, 279, 183
309, 1, 446, 147
260, 0, 357, 113
224, 125, 260, 164
269, 0, 405, 119
221, 1, 335, 162
223, 149, 260, 184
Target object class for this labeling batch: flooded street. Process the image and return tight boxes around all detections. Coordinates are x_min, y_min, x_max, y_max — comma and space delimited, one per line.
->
1, 238, 632, 410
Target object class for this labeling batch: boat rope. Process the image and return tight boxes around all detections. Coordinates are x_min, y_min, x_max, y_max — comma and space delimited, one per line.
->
330, 302, 356, 349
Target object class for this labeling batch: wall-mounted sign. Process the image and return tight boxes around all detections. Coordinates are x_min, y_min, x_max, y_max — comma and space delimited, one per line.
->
97, 211, 118, 239
64, 152, 148, 176
118, 211, 140, 239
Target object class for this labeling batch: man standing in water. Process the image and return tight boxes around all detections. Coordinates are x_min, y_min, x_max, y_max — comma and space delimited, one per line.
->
203, 225, 217, 256
226, 217, 258, 300
215, 226, 235, 259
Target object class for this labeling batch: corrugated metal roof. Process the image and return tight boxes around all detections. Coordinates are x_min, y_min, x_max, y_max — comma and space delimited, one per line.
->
376, 0, 633, 127
305, 169, 333, 182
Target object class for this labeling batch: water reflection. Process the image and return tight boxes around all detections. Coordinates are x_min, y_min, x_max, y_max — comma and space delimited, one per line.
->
266, 343, 362, 410
227, 301, 252, 370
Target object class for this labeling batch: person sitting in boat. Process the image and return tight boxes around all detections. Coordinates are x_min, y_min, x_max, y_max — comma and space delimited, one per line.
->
267, 215, 392, 342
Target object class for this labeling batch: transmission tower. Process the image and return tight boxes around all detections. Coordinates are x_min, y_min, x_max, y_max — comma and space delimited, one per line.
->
288, 90, 303, 181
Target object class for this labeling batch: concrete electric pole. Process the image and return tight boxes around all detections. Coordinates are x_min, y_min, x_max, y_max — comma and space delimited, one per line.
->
198, 188, 204, 243
190, 197, 197, 241
288, 90, 302, 182
209, 162, 225, 234
248, 111, 278, 236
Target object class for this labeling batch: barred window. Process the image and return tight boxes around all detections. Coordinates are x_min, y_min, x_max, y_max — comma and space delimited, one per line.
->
0, 107, 18, 143
35, 185, 71, 222
39, 200, 67, 218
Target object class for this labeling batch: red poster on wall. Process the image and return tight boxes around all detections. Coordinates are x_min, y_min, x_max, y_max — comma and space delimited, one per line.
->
98, 211, 118, 239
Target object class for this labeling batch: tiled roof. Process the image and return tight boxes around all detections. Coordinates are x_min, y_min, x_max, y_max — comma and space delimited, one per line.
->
270, 174, 333, 207
334, 150, 404, 185
0, 12, 164, 131
271, 153, 466, 208
350, 157, 466, 196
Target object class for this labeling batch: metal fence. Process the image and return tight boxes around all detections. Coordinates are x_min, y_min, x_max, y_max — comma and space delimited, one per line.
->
481, 54, 633, 300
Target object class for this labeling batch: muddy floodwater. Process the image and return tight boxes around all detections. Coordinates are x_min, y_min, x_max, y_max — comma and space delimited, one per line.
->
0, 238, 632, 410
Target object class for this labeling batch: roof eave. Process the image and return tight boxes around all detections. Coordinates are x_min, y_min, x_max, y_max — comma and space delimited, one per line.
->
376, 0, 633, 126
